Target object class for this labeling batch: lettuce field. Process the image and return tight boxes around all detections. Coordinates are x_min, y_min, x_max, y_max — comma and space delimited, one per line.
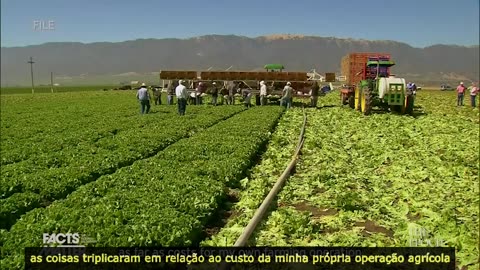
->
0, 89, 478, 269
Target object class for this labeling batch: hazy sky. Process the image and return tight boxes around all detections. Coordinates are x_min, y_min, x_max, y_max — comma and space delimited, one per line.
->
1, 0, 479, 48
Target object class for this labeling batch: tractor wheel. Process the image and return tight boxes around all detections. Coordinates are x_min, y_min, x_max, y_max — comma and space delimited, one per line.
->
360, 86, 373, 115
354, 87, 361, 111
348, 95, 355, 109
401, 95, 414, 115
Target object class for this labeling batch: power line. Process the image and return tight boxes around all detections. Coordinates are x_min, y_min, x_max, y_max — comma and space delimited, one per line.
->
51, 72, 54, 93
28, 57, 35, 94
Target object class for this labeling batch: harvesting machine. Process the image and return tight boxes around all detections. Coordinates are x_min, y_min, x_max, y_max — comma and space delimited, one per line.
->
159, 64, 335, 103
340, 53, 414, 115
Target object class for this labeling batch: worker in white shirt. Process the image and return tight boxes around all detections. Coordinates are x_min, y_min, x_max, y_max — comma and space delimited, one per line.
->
136, 83, 151, 114
175, 80, 188, 115
260, 80, 267, 105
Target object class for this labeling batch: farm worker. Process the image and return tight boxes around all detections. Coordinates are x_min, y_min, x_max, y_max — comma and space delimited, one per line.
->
321, 85, 331, 94
227, 81, 237, 105
152, 87, 161, 105
412, 83, 417, 95
242, 88, 252, 108
136, 83, 151, 114
220, 87, 229, 105
456, 82, 466, 106
175, 80, 188, 116
196, 82, 203, 105
281, 82, 294, 109
260, 81, 267, 105
310, 81, 320, 107
167, 82, 176, 105
211, 82, 218, 106
407, 82, 414, 94
469, 83, 478, 108
189, 91, 197, 105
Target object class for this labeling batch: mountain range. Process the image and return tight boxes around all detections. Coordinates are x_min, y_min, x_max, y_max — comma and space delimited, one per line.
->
1, 34, 478, 86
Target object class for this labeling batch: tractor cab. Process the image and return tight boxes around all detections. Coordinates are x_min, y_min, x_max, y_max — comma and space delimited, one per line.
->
365, 57, 395, 79
353, 55, 414, 115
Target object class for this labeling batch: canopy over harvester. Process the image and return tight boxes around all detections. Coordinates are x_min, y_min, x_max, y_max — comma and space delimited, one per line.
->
264, 64, 285, 72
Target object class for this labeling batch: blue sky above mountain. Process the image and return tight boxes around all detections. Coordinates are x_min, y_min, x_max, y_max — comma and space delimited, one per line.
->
1, 0, 479, 48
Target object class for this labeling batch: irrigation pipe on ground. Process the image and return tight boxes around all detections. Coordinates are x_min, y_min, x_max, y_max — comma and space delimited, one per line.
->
233, 107, 307, 247
213, 107, 307, 270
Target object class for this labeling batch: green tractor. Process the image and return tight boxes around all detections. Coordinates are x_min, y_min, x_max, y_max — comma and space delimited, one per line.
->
343, 56, 415, 115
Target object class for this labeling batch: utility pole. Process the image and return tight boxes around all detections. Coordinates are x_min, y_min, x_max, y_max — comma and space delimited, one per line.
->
28, 57, 35, 94
50, 72, 54, 93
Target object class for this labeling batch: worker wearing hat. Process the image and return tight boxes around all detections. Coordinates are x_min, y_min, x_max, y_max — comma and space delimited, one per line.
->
175, 80, 188, 115
211, 82, 218, 106
259, 81, 267, 105
136, 83, 151, 114
457, 82, 466, 106
281, 82, 294, 109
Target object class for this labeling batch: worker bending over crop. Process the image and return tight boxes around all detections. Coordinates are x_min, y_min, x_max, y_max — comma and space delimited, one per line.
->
176, 80, 188, 115
189, 92, 196, 105
136, 83, 151, 114
242, 88, 252, 108
281, 82, 294, 109
220, 87, 229, 105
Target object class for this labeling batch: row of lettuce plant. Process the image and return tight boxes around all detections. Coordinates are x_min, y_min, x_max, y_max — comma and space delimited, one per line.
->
1, 106, 244, 230
0, 106, 284, 269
